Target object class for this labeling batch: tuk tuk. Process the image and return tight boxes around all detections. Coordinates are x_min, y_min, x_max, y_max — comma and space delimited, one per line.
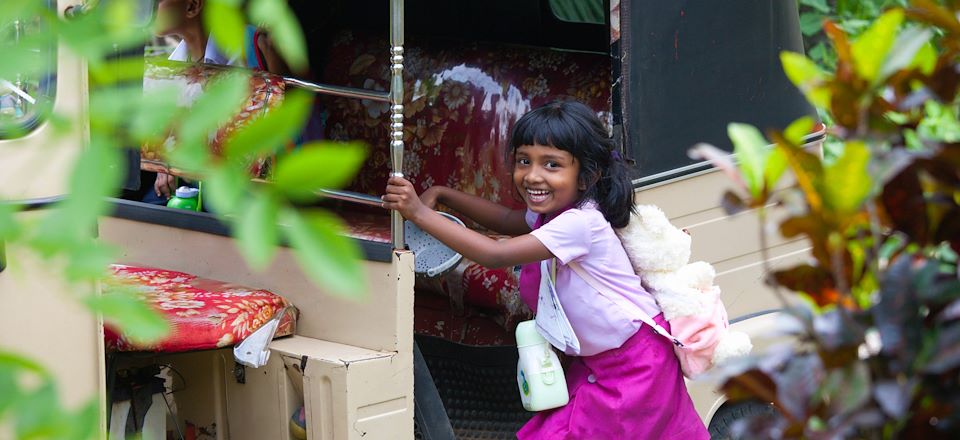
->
0, 0, 822, 438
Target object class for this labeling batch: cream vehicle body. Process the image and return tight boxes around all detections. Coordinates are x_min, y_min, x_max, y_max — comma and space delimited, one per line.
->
0, 0, 822, 438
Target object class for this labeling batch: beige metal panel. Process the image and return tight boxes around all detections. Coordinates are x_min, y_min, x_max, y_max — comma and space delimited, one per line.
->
222, 352, 291, 440
0, 237, 104, 410
98, 216, 416, 354
0, 2, 87, 200
271, 336, 414, 440
712, 241, 811, 318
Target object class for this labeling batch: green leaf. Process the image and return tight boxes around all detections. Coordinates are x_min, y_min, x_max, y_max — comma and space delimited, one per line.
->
879, 26, 933, 80
205, 0, 246, 60
823, 141, 872, 214
203, 164, 252, 215
800, 13, 825, 36
273, 142, 367, 200
224, 91, 313, 159
62, 400, 100, 440
764, 148, 788, 193
0, 351, 47, 415
15, 381, 63, 438
88, 86, 142, 128
728, 123, 769, 198
780, 51, 832, 109
784, 116, 816, 146
85, 290, 169, 344
851, 9, 903, 83
0, 202, 21, 240
0, 365, 20, 415
88, 56, 150, 86
249, 0, 308, 71
0, 35, 53, 83
910, 41, 937, 76
131, 85, 182, 143
64, 240, 118, 282
0, 0, 40, 21
35, 139, 123, 249
283, 209, 365, 298
177, 72, 250, 148
0, 351, 48, 374
236, 193, 279, 270
799, 0, 830, 13
166, 137, 214, 174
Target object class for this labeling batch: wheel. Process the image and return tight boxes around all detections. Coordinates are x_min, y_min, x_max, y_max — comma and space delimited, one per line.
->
708, 400, 778, 439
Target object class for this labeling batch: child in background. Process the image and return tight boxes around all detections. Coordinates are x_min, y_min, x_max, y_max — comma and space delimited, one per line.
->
147, 0, 289, 203
383, 100, 708, 439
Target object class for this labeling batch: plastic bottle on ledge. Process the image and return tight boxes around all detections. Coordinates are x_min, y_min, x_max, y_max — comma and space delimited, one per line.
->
166, 186, 200, 211
516, 320, 569, 411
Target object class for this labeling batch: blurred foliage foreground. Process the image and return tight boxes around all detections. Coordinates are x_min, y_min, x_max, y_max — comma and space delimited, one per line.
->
692, 1, 960, 438
1, 0, 367, 438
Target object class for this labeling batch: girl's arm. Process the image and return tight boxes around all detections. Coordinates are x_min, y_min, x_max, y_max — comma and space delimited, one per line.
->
384, 176, 552, 268
420, 185, 531, 236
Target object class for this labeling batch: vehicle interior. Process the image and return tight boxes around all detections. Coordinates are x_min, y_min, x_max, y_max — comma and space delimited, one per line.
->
1, 0, 821, 439
104, 1, 615, 439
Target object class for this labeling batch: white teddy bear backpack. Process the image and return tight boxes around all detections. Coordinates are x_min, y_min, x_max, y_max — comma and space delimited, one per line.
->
569, 204, 752, 378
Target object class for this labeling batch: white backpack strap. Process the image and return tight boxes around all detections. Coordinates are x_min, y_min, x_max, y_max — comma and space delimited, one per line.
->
567, 261, 685, 349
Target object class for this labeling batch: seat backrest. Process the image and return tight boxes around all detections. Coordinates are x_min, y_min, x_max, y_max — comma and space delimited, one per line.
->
319, 32, 612, 214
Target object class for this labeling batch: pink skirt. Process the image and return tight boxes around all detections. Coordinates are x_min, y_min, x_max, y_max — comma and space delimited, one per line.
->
517, 314, 709, 440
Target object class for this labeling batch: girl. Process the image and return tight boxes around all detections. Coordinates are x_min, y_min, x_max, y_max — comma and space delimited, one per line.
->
383, 100, 708, 439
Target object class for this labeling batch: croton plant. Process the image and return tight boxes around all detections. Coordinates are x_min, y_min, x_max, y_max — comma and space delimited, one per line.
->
691, 1, 960, 438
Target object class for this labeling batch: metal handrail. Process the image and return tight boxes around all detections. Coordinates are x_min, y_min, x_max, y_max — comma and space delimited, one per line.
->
282, 77, 390, 102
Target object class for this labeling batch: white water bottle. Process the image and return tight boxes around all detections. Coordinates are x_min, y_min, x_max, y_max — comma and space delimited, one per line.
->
516, 320, 569, 411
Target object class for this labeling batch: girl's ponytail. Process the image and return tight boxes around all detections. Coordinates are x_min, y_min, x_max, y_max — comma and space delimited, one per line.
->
591, 152, 635, 229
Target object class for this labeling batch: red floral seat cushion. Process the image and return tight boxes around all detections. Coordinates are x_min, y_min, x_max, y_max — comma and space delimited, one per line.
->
104, 265, 296, 353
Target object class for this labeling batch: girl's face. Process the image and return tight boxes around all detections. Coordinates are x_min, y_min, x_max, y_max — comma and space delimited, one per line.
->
513, 144, 582, 215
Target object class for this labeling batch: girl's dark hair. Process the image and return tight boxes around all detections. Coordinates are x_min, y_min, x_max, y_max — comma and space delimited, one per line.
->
509, 100, 635, 228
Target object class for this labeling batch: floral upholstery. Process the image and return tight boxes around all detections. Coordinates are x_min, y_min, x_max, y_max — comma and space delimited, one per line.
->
319, 31, 612, 213
140, 62, 286, 179
104, 265, 296, 353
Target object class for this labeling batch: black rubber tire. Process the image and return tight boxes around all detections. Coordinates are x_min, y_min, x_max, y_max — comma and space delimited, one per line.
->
707, 400, 778, 439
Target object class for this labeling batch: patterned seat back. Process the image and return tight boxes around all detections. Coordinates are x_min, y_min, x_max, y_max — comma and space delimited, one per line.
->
319, 32, 612, 215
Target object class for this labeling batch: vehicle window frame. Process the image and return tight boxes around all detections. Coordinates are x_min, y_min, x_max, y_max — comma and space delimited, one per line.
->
0, 0, 57, 139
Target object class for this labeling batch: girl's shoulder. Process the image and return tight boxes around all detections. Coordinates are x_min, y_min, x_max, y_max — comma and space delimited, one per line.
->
561, 201, 607, 225
544, 203, 613, 239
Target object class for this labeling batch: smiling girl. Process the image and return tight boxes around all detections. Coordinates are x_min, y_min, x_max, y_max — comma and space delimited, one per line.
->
383, 100, 707, 439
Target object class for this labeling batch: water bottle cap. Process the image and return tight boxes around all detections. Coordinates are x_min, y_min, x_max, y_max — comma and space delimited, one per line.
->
175, 186, 199, 199
515, 320, 548, 347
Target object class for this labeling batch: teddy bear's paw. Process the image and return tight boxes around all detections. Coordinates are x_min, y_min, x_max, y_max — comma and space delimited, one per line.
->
712, 330, 753, 365
677, 261, 716, 290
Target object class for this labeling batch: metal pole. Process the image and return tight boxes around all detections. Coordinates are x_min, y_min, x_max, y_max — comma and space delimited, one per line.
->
389, 0, 405, 250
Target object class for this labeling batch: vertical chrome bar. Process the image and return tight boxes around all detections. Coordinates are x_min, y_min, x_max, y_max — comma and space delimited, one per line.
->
13, 19, 24, 115
389, 0, 405, 250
